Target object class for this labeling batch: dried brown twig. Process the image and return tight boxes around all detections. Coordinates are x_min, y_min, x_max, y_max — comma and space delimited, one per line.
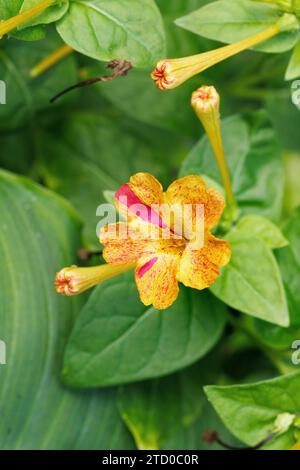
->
50, 59, 133, 103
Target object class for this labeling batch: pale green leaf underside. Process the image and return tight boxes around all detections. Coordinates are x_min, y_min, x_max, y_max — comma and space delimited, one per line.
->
18, 0, 69, 28
57, 0, 166, 67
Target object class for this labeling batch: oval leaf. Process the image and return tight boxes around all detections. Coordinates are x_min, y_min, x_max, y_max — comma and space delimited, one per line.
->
62, 273, 226, 387
175, 0, 299, 53
57, 0, 166, 67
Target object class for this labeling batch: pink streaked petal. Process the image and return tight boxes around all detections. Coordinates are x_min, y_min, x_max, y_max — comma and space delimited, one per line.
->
116, 184, 167, 228
137, 257, 158, 279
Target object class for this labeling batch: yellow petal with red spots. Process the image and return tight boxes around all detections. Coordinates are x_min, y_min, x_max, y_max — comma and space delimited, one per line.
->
177, 233, 231, 290
135, 253, 180, 310
128, 173, 163, 207
162, 175, 223, 238
206, 187, 225, 229
115, 175, 167, 228
100, 222, 157, 265
100, 221, 185, 266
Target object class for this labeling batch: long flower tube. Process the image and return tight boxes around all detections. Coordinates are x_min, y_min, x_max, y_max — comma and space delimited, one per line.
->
191, 86, 237, 218
30, 44, 74, 78
0, 0, 55, 38
151, 13, 299, 90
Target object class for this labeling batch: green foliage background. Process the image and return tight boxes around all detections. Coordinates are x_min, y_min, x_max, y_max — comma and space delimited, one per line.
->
0, 0, 300, 450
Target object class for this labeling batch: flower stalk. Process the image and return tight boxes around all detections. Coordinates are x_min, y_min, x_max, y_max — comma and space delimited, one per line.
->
55, 263, 134, 296
191, 86, 237, 216
30, 44, 73, 78
0, 0, 55, 38
151, 14, 299, 90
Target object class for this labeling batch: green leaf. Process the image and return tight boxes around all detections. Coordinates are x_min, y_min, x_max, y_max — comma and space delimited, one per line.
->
40, 112, 166, 245
180, 111, 284, 222
0, 169, 133, 449
277, 207, 300, 325
243, 316, 300, 351
205, 372, 300, 449
99, 68, 200, 135
175, 0, 299, 53
286, 39, 300, 79
56, 0, 166, 67
62, 272, 226, 387
228, 215, 288, 249
210, 235, 290, 327
118, 361, 207, 450
0, 32, 77, 131
18, 0, 69, 29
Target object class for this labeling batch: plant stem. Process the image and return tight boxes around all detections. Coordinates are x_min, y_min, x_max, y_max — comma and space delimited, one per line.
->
0, 0, 54, 38
30, 44, 73, 78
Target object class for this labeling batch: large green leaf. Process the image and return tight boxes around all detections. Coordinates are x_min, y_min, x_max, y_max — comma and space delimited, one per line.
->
180, 111, 284, 222
62, 272, 226, 387
40, 112, 168, 245
0, 170, 133, 449
277, 207, 300, 325
0, 32, 77, 131
56, 0, 166, 67
210, 233, 289, 327
175, 0, 300, 53
205, 372, 300, 449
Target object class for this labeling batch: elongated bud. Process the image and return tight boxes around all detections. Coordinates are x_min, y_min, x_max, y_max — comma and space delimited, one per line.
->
191, 86, 236, 215
55, 263, 134, 296
151, 14, 299, 90
30, 44, 73, 78
0, 0, 54, 38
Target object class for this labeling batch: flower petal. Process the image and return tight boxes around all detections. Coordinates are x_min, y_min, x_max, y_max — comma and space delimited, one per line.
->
100, 221, 185, 265
100, 222, 157, 264
129, 173, 163, 207
177, 233, 231, 290
164, 175, 207, 206
206, 187, 225, 229
116, 174, 166, 228
135, 253, 180, 310
162, 175, 208, 239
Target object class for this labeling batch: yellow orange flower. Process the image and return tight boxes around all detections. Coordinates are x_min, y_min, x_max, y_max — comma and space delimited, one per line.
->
151, 13, 299, 90
100, 173, 231, 310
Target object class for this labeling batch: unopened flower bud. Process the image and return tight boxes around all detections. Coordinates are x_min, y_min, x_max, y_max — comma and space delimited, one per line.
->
55, 263, 134, 296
